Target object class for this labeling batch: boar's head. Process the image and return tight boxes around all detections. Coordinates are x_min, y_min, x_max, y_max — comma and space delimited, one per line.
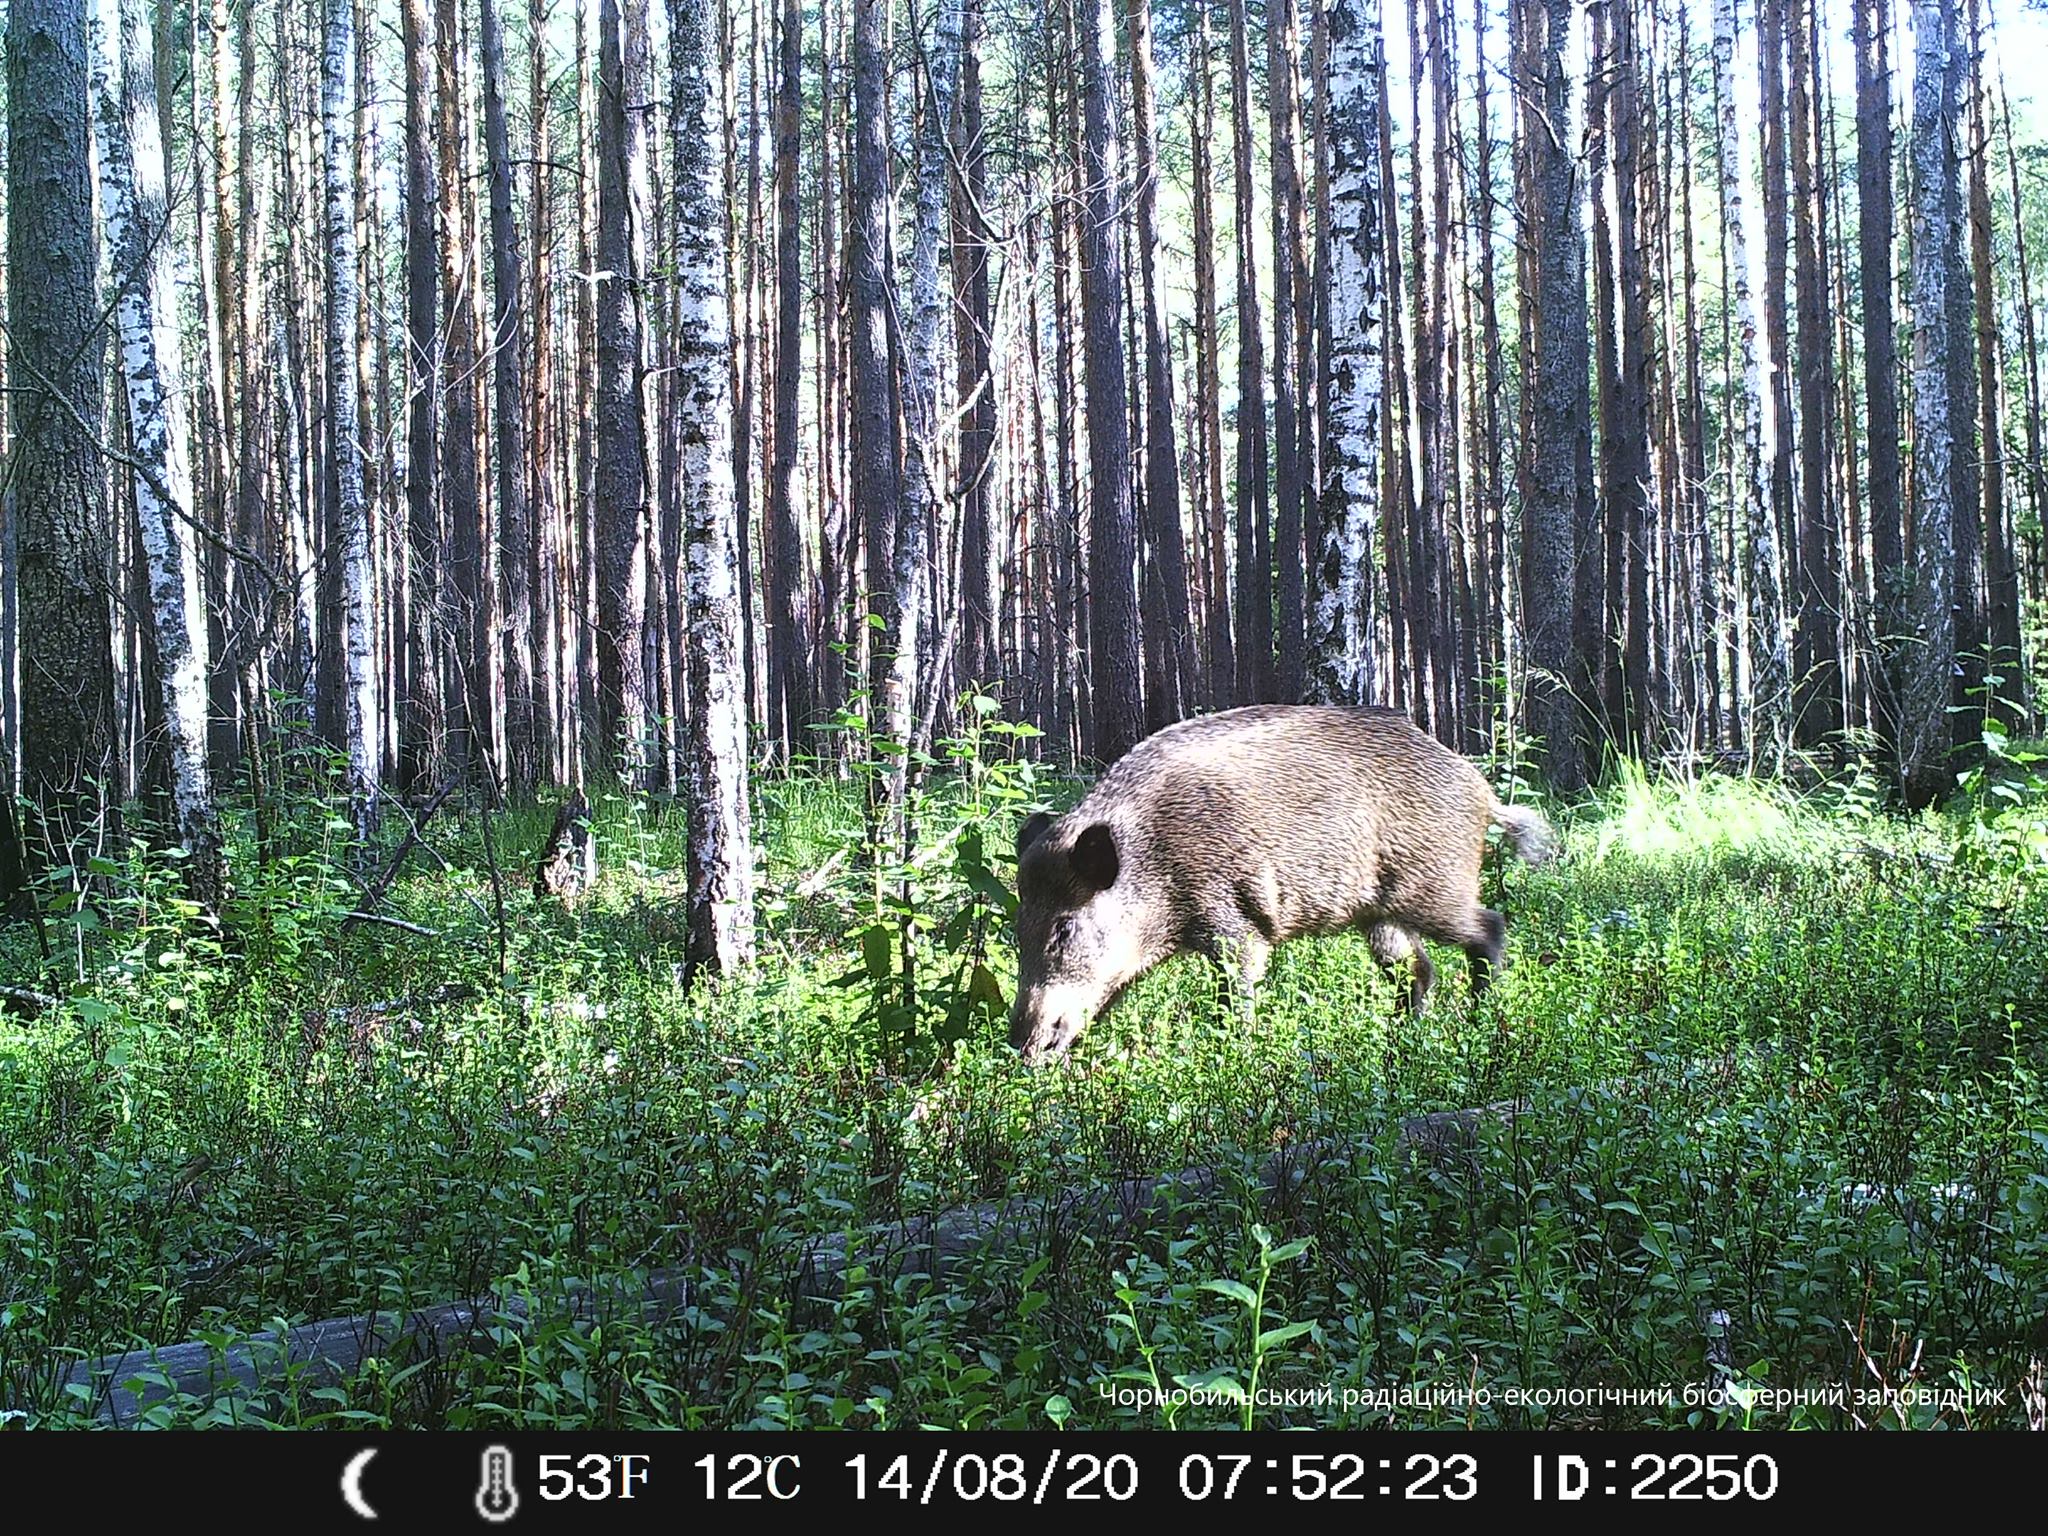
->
1009, 810, 1133, 1062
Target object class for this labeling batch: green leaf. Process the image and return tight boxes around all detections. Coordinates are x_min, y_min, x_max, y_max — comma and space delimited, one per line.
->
1200, 1279, 1258, 1309
859, 924, 892, 981
1265, 1237, 1314, 1265
1256, 1320, 1314, 1353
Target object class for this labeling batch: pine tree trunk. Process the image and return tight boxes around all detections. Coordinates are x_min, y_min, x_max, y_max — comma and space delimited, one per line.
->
89, 0, 224, 907
1610, 0, 1653, 753
595, 0, 653, 783
7, 0, 114, 850
1789, 0, 1842, 743
1518, 0, 1590, 790
1128, 0, 1194, 724
673, 0, 757, 977
1966, 0, 2018, 726
1189, 3, 1234, 708
953, 0, 997, 699
1854, 0, 1903, 751
400, 0, 441, 790
1307, 0, 1383, 707
480, 0, 536, 791
767, 0, 811, 761
1758, 0, 1797, 753
1077, 0, 1143, 760
1227, 0, 1271, 704
1270, 0, 1309, 702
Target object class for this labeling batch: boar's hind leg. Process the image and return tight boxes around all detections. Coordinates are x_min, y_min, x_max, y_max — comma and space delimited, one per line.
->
1364, 922, 1435, 1013
1431, 906, 1506, 996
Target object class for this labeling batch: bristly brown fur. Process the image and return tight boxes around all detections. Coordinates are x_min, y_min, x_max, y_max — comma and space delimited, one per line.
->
1010, 705, 1555, 1059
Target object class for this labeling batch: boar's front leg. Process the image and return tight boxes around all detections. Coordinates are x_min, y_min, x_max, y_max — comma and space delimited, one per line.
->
1364, 921, 1435, 1013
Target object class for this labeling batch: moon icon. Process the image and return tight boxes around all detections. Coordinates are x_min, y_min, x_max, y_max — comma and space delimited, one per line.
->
341, 1448, 379, 1521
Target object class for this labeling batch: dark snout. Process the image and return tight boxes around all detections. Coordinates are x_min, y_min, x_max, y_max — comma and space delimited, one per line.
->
1009, 991, 1086, 1064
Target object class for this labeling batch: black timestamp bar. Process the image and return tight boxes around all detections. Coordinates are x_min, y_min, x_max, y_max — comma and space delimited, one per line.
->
22, 1430, 2043, 1524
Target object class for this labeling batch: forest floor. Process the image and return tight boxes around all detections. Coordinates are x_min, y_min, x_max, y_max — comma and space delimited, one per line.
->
4, 744, 2048, 1428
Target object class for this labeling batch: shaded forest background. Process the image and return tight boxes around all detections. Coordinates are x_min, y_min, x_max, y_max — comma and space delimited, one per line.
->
3, 0, 2045, 932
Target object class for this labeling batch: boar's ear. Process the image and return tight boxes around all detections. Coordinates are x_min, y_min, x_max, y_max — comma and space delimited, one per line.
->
1070, 822, 1120, 894
1016, 810, 1055, 862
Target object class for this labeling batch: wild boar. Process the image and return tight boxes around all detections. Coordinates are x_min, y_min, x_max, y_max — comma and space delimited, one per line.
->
1008, 704, 1556, 1061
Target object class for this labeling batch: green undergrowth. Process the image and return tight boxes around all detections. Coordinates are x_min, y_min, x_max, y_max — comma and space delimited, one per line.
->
3, 738, 2046, 1428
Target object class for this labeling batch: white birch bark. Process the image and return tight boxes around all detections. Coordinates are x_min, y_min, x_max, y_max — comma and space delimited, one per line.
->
324, 0, 379, 836
1711, 0, 1788, 766
1902, 0, 1958, 806
1307, 0, 1384, 707
673, 0, 756, 977
88, 0, 224, 905
890, 0, 961, 785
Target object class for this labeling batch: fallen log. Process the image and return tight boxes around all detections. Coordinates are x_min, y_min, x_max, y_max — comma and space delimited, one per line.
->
61, 1099, 1517, 1424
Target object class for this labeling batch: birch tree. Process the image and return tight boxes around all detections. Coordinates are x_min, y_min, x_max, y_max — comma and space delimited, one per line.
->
1307, 0, 1383, 707
1712, 0, 1788, 765
672, 0, 756, 977
1901, 0, 1961, 806
88, 0, 224, 906
324, 0, 379, 837
896, 0, 961, 778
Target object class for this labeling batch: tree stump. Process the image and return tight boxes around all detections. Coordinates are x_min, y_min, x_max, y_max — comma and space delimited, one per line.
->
532, 791, 597, 904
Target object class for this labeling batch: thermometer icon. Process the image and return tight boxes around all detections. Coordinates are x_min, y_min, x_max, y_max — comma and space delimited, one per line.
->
475, 1445, 519, 1523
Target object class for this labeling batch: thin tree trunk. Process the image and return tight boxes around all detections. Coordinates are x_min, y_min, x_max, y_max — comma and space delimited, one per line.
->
1854, 0, 1904, 753
1189, 2, 1234, 707
1714, 0, 1788, 765
1307, 0, 1383, 707
673, 0, 756, 977
953, 0, 997, 698
1270, 0, 1309, 702
1789, 0, 1842, 742
323, 0, 378, 834
1226, 0, 1271, 703
1966, 0, 2019, 725
1128, 0, 1194, 724
89, 0, 224, 906
595, 0, 653, 783
897, 0, 961, 781
767, 0, 811, 760
1078, 0, 1143, 760
1518, 0, 1590, 790
1902, 0, 1961, 806
480, 0, 536, 791
850, 0, 902, 795
400, 0, 441, 790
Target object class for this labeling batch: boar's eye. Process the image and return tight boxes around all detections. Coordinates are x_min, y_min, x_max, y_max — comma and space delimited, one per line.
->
1070, 823, 1119, 894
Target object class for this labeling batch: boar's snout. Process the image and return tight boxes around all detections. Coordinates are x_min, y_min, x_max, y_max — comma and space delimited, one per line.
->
1009, 992, 1086, 1064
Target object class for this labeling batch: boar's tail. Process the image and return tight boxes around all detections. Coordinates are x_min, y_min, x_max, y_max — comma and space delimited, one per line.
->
1492, 801, 1558, 866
